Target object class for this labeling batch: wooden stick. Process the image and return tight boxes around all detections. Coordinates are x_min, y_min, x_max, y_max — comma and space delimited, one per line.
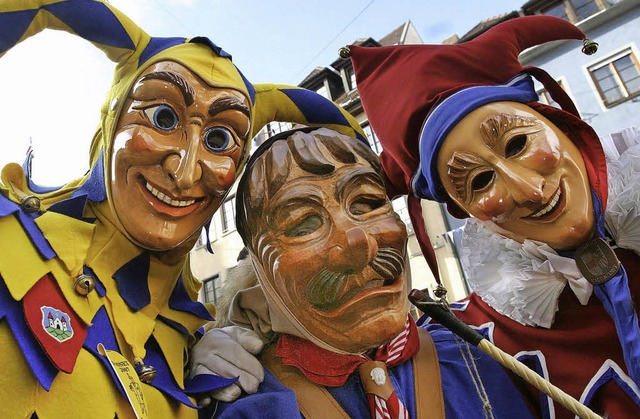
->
409, 289, 601, 419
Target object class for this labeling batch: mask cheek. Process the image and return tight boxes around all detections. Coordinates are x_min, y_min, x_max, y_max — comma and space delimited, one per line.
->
471, 193, 512, 221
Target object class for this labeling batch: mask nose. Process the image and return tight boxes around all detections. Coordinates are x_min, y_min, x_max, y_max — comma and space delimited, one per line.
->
497, 163, 545, 204
326, 226, 378, 274
163, 126, 203, 189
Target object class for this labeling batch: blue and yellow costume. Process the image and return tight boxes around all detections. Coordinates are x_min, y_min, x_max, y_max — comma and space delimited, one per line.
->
0, 1, 364, 417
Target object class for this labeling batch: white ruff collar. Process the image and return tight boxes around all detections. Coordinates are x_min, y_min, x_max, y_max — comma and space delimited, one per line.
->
460, 128, 640, 328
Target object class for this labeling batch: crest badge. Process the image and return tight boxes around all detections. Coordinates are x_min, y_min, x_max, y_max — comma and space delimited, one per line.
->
24, 274, 87, 373
41, 306, 74, 342
575, 237, 621, 285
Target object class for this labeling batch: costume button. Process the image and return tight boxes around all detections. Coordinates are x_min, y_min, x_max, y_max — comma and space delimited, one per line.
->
74, 274, 96, 296
370, 367, 386, 385
20, 195, 41, 213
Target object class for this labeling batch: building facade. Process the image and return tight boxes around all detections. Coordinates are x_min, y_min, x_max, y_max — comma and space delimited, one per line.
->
192, 0, 640, 306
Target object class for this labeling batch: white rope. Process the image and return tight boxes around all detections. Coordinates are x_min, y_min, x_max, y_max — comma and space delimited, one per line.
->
477, 340, 601, 419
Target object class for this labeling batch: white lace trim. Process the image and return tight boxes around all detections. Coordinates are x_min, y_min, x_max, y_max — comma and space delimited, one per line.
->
460, 128, 640, 328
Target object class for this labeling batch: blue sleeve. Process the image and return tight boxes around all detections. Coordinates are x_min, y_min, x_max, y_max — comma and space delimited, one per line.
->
202, 370, 303, 419
425, 323, 534, 419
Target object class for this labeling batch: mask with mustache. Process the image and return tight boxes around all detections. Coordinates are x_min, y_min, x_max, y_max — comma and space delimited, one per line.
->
306, 247, 405, 310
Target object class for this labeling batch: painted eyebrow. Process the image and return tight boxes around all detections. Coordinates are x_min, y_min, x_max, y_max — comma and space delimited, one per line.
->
208, 96, 250, 118
335, 167, 383, 202
480, 113, 540, 148
139, 71, 194, 106
447, 151, 485, 202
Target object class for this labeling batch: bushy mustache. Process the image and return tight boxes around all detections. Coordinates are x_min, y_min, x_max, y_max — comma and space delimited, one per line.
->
305, 247, 404, 309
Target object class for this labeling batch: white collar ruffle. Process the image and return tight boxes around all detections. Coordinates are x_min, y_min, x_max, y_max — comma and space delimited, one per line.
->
460, 128, 640, 328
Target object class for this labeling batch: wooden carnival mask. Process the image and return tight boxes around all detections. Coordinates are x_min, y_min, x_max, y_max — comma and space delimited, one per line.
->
111, 61, 250, 251
437, 101, 595, 250
240, 129, 409, 354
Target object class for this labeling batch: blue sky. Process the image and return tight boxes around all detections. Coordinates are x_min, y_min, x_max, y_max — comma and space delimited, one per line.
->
0, 0, 525, 184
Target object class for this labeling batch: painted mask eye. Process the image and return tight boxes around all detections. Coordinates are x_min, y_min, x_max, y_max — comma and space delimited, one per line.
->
505, 135, 527, 158
143, 105, 178, 131
350, 197, 385, 215
285, 214, 323, 237
204, 127, 234, 152
471, 171, 495, 191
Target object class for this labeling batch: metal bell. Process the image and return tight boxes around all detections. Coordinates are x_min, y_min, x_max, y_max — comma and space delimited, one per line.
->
433, 284, 448, 299
74, 274, 95, 296
433, 284, 449, 308
135, 359, 157, 384
338, 46, 351, 59
20, 195, 41, 213
582, 39, 599, 55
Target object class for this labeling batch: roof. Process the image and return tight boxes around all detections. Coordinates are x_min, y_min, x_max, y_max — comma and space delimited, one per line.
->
299, 66, 340, 87
457, 11, 521, 43
379, 21, 406, 45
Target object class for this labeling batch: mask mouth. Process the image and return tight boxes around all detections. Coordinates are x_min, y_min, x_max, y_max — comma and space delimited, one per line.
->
523, 182, 565, 221
305, 247, 405, 312
307, 276, 395, 311
138, 175, 206, 217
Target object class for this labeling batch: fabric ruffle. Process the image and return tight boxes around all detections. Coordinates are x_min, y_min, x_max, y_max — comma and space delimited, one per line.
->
461, 219, 591, 328
604, 132, 640, 255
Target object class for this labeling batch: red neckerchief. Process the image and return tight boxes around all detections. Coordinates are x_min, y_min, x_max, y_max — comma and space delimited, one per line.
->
275, 314, 419, 387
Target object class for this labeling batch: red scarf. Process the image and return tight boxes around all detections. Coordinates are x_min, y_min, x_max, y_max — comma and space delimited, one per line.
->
275, 315, 419, 418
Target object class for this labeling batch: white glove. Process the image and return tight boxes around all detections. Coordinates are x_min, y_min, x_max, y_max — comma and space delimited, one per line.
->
190, 325, 265, 404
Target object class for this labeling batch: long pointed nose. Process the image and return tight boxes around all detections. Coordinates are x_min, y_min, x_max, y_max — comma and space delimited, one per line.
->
326, 226, 378, 274
164, 126, 203, 189
497, 163, 545, 204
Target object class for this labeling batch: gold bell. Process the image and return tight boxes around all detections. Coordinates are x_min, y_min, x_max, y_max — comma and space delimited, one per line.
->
74, 274, 95, 296
20, 195, 41, 213
135, 358, 157, 384
338, 46, 351, 59
582, 39, 599, 55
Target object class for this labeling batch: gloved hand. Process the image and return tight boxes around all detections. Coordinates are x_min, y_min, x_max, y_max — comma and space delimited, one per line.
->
190, 325, 265, 405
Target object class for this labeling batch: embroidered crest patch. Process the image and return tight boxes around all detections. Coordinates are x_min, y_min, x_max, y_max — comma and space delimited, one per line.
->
41, 306, 74, 342
24, 274, 88, 373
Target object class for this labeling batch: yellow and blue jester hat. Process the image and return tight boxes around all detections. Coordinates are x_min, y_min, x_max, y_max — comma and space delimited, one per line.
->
0, 0, 365, 227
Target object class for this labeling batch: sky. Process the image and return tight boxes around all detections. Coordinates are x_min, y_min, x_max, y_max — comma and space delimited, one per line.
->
0, 0, 525, 185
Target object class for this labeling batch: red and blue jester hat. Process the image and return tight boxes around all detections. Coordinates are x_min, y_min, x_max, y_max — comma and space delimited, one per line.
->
346, 15, 640, 386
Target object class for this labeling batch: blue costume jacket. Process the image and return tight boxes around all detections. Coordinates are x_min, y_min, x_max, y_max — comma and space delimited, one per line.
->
206, 322, 534, 418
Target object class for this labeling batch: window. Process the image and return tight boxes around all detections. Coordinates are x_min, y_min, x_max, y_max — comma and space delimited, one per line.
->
536, 80, 566, 109
363, 123, 382, 155
196, 222, 217, 248
540, 0, 604, 23
197, 228, 207, 248
589, 49, 640, 108
221, 198, 236, 233
267, 121, 293, 137
392, 197, 413, 234
202, 274, 221, 304
316, 84, 329, 99
347, 67, 357, 91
